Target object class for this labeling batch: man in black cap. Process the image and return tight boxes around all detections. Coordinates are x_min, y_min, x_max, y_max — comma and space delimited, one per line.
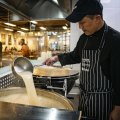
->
44, 0, 120, 119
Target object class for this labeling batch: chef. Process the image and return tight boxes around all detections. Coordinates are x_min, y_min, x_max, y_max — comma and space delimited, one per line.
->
44, 0, 120, 119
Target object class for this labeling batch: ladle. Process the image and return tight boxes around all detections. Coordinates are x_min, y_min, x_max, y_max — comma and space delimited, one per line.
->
12, 57, 33, 79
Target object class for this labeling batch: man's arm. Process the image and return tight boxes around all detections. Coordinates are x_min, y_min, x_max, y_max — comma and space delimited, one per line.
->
58, 37, 84, 66
44, 36, 84, 66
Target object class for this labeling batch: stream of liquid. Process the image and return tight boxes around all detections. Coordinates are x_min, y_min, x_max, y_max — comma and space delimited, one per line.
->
18, 71, 40, 106
0, 70, 73, 110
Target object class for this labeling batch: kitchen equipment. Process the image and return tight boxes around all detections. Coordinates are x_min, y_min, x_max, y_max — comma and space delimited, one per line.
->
11, 57, 33, 79
0, 101, 80, 120
0, 66, 81, 120
0, 87, 74, 110
33, 66, 79, 96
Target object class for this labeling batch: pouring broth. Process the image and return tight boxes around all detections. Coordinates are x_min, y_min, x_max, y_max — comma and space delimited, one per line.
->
0, 71, 74, 110
18, 71, 39, 106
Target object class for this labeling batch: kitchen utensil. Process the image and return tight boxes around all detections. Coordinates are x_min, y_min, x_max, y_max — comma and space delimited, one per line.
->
11, 57, 33, 79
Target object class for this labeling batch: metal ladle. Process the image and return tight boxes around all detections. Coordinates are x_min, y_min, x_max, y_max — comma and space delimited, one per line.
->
12, 57, 33, 79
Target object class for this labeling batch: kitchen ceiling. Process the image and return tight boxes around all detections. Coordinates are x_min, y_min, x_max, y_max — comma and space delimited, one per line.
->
0, 0, 76, 32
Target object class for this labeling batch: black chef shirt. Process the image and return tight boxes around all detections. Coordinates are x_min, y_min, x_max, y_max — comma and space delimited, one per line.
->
58, 23, 120, 106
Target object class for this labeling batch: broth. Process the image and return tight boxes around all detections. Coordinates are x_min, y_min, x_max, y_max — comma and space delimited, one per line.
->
18, 71, 39, 106
0, 93, 69, 109
0, 70, 74, 110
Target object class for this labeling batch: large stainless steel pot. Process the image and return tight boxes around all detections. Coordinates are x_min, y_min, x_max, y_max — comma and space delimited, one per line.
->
0, 87, 74, 110
33, 66, 79, 94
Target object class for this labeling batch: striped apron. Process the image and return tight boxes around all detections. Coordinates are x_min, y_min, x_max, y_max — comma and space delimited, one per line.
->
79, 25, 113, 120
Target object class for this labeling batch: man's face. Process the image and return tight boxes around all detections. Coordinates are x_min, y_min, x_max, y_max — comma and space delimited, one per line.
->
78, 15, 101, 35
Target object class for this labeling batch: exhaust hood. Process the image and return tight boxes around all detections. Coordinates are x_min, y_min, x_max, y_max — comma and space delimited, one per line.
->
1, 0, 77, 20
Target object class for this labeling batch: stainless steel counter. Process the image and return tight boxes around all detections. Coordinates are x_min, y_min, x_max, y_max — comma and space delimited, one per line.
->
0, 62, 81, 120
0, 101, 80, 120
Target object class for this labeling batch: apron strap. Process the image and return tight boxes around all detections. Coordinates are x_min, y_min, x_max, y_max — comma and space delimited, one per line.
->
98, 24, 108, 51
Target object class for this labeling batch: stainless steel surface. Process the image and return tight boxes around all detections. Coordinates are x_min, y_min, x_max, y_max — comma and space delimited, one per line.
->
12, 57, 33, 79
67, 86, 80, 111
0, 0, 74, 33
0, 0, 76, 19
0, 0, 30, 20
0, 0, 72, 28
0, 66, 81, 120
33, 69, 79, 95
0, 101, 80, 120
0, 87, 74, 110
0, 66, 24, 89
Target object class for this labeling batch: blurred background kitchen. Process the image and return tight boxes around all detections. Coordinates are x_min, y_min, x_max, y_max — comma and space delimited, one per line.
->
0, 0, 74, 68
0, 0, 120, 69
0, 0, 120, 118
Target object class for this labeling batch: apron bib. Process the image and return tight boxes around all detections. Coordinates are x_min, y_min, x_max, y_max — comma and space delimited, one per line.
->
79, 25, 113, 120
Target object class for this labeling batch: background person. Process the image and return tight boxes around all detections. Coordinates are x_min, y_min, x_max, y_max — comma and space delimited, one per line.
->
44, 0, 120, 120
20, 39, 30, 58
4, 46, 9, 54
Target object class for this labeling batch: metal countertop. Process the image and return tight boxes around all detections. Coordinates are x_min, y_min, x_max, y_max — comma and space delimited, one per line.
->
0, 101, 80, 120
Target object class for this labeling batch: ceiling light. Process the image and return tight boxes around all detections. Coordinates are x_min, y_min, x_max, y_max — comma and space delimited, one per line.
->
62, 26, 67, 30
67, 32, 70, 36
21, 28, 29, 31
30, 21, 38, 24
4, 22, 16, 27
17, 31, 25, 34
4, 28, 13, 31
40, 27, 46, 30
65, 24, 68, 26
52, 32, 57, 35
52, 0, 59, 5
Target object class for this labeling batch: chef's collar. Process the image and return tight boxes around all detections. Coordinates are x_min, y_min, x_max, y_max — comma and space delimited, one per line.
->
86, 23, 106, 38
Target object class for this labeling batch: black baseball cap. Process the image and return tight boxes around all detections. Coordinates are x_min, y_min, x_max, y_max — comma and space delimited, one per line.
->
66, 0, 103, 23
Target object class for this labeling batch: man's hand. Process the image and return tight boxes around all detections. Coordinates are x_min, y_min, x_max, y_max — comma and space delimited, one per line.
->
44, 55, 58, 66
109, 106, 120, 120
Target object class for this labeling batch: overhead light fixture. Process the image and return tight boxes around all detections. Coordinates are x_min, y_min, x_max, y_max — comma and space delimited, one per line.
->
52, 0, 59, 5
67, 32, 70, 36
4, 22, 16, 27
17, 30, 24, 33
21, 28, 29, 31
4, 28, 13, 31
30, 21, 38, 24
62, 26, 67, 30
52, 32, 57, 35
40, 27, 46, 30
65, 24, 68, 26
